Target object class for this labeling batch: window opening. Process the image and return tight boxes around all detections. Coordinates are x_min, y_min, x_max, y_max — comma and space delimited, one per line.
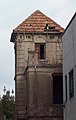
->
50, 35, 55, 39
65, 75, 67, 101
53, 74, 63, 104
40, 44, 45, 59
35, 43, 45, 59
69, 69, 74, 98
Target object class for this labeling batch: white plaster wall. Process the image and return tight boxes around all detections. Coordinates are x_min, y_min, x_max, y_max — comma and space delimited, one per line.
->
62, 15, 76, 120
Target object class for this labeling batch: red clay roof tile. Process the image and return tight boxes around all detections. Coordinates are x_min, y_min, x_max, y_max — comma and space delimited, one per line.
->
14, 10, 64, 33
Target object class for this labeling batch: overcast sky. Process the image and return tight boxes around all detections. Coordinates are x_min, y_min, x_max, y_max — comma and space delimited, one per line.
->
0, 0, 76, 96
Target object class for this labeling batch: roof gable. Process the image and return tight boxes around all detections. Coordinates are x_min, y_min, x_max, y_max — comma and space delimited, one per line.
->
14, 10, 64, 33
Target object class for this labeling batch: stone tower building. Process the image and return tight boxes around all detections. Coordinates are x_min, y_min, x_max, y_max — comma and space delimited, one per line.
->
10, 10, 64, 120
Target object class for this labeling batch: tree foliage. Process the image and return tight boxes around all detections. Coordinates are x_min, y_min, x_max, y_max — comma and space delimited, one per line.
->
0, 86, 15, 120
0, 96, 3, 120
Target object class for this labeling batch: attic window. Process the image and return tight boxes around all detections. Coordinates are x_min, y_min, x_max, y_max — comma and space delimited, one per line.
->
20, 35, 23, 39
50, 35, 55, 39
26, 35, 31, 39
18, 34, 24, 40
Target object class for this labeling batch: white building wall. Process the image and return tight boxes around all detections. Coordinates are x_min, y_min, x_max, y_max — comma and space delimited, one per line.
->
62, 15, 76, 120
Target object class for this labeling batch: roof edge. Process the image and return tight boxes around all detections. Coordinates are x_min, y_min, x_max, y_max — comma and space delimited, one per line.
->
10, 30, 63, 42
62, 12, 76, 36
14, 10, 64, 32
10, 31, 17, 42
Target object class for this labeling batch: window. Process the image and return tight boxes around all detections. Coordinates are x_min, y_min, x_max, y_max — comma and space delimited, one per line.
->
20, 34, 23, 39
69, 69, 74, 98
53, 74, 63, 104
50, 35, 55, 39
18, 34, 24, 40
58, 35, 61, 39
65, 75, 67, 101
26, 35, 31, 39
35, 43, 45, 59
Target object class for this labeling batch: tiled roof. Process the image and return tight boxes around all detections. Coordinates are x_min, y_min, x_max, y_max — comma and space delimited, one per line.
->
14, 10, 64, 33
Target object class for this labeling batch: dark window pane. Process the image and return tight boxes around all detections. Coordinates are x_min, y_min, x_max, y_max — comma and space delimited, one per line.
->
69, 69, 74, 98
65, 75, 67, 101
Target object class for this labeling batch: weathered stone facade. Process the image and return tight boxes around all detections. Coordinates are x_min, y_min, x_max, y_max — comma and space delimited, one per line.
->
10, 10, 64, 120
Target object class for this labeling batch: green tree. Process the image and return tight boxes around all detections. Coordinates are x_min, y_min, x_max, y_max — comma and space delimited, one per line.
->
2, 89, 15, 120
0, 96, 3, 120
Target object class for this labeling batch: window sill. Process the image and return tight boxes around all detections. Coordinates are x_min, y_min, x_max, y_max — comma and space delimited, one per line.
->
39, 59, 48, 62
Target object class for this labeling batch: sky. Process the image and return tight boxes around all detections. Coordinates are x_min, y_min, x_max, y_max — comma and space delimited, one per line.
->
0, 0, 76, 96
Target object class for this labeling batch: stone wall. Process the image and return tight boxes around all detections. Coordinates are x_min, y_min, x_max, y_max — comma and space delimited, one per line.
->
15, 75, 26, 119
25, 66, 63, 120
15, 33, 63, 120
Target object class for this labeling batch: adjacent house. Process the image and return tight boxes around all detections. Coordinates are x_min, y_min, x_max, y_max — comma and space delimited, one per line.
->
10, 10, 64, 120
62, 13, 76, 120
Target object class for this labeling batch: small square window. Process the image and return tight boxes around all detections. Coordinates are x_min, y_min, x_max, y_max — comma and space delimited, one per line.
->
18, 34, 24, 40
26, 35, 31, 39
50, 35, 55, 39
